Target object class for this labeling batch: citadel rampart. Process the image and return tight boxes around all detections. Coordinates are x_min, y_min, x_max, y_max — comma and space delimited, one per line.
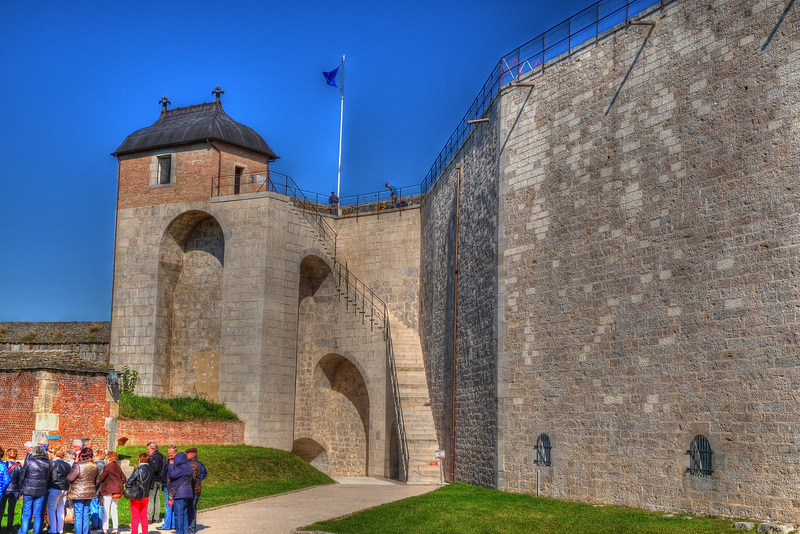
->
421, 0, 800, 522
107, 0, 800, 520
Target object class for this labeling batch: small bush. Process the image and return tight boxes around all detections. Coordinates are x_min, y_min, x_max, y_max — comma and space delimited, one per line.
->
0, 326, 6, 342
20, 331, 37, 343
119, 395, 239, 422
118, 366, 139, 395
51, 330, 64, 342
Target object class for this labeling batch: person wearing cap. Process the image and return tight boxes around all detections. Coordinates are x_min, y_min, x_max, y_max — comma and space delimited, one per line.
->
385, 183, 398, 206
185, 448, 207, 534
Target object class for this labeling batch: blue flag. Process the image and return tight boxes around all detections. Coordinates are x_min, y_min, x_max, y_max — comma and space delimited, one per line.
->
323, 67, 339, 87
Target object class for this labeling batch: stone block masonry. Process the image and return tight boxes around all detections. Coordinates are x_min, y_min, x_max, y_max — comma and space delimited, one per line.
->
421, 0, 800, 523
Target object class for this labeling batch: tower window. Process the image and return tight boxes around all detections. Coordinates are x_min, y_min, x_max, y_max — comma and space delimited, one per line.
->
234, 166, 244, 195
158, 155, 172, 185
534, 433, 551, 466
686, 435, 713, 477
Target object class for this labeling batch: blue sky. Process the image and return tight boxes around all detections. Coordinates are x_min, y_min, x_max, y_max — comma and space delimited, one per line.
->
0, 0, 593, 321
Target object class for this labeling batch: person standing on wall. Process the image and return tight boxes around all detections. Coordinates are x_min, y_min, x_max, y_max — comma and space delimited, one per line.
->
185, 448, 207, 534
385, 183, 398, 206
329, 191, 340, 215
146, 442, 165, 524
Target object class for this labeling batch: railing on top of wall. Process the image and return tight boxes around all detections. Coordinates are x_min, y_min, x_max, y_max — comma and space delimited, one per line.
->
212, 169, 410, 481
419, 0, 670, 194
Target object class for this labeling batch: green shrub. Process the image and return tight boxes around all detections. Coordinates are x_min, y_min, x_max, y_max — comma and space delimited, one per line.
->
118, 366, 139, 395
20, 330, 37, 343
119, 395, 239, 422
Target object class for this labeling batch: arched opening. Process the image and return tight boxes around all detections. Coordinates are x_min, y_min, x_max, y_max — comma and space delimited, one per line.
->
155, 211, 224, 400
292, 438, 328, 473
299, 255, 332, 304
309, 354, 370, 477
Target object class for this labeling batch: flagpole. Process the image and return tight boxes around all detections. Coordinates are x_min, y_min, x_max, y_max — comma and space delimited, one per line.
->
337, 54, 345, 199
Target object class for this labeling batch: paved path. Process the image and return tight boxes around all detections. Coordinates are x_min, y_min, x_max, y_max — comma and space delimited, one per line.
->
192, 478, 437, 534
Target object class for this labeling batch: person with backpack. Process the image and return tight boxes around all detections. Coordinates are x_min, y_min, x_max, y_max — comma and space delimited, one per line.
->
1, 448, 22, 531
125, 452, 153, 534
184, 448, 207, 534
47, 450, 71, 534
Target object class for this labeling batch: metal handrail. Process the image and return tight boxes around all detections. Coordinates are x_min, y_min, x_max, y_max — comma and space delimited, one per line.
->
289, 182, 409, 482
419, 0, 670, 195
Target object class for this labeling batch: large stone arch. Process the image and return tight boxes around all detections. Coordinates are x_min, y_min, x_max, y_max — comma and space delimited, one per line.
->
310, 353, 370, 477
155, 210, 224, 400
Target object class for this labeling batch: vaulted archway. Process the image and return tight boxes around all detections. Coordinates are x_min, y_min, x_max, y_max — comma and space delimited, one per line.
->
155, 210, 224, 400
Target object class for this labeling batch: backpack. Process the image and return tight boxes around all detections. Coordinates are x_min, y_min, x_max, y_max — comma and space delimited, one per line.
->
199, 461, 207, 481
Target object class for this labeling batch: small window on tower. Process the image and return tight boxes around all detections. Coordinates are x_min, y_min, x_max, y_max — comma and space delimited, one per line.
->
158, 155, 172, 185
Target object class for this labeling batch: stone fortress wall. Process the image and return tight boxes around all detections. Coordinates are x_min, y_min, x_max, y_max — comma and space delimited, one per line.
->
109, 0, 800, 519
420, 0, 800, 522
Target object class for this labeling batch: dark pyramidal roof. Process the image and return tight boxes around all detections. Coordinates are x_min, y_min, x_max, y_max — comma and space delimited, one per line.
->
114, 101, 278, 159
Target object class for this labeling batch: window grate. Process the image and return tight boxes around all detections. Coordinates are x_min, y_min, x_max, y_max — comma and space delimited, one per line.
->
686, 435, 713, 477
535, 434, 551, 466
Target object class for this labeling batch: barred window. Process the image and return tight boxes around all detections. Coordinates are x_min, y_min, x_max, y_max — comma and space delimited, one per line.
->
686, 435, 713, 477
534, 434, 551, 466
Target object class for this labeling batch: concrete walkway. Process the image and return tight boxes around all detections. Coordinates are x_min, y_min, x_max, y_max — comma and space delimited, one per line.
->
190, 478, 437, 534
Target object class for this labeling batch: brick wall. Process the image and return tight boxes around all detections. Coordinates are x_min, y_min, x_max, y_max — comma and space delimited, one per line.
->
117, 420, 244, 446
0, 370, 112, 453
0, 372, 38, 451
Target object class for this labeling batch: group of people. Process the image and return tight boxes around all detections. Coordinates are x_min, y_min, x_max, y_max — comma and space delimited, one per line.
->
0, 439, 207, 534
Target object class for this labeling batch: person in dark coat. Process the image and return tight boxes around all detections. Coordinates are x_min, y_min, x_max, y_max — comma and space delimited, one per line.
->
185, 448, 207, 534
17, 445, 53, 534
146, 442, 164, 524
167, 453, 193, 534
47, 450, 71, 534
126, 452, 153, 534
1, 448, 22, 531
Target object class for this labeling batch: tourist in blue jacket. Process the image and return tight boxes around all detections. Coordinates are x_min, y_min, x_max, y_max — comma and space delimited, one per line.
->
167, 452, 193, 534
0, 447, 10, 499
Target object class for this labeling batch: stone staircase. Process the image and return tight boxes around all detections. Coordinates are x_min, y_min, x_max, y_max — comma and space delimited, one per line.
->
389, 314, 440, 484
290, 201, 439, 483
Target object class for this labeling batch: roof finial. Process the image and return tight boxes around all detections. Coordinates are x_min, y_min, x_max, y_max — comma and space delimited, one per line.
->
212, 86, 225, 103
159, 96, 171, 113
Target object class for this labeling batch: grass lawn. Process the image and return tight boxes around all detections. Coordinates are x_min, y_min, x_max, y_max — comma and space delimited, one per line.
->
3, 445, 333, 529
301, 482, 746, 534
113, 444, 334, 525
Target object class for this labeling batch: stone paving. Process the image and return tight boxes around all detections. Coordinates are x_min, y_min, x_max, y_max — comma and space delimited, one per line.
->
191, 478, 437, 534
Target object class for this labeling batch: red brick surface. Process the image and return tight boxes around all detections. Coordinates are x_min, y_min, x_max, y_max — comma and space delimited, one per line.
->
117, 420, 244, 446
0, 372, 38, 451
0, 370, 110, 453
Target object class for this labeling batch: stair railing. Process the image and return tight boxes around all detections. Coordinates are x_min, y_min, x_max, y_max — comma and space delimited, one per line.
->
285, 174, 409, 482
